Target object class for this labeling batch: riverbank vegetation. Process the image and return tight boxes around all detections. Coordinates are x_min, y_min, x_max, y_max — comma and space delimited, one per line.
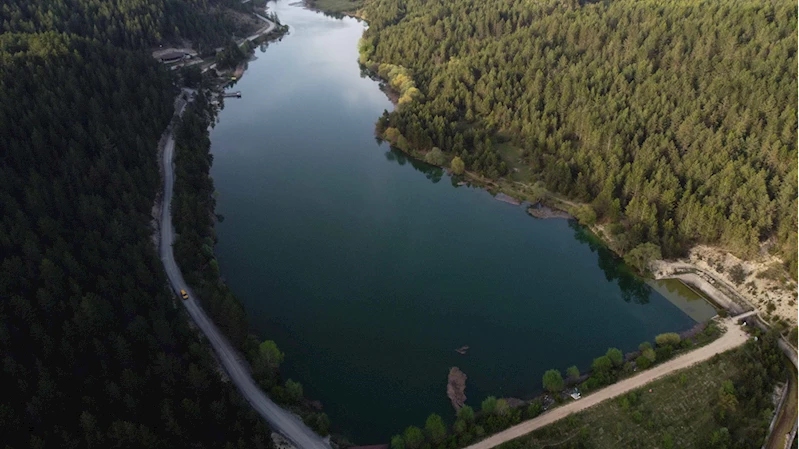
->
505, 330, 789, 449
172, 89, 332, 438
1, 0, 258, 50
0, 32, 276, 447
0, 0, 310, 445
306, 0, 364, 15
388, 323, 722, 449
358, 0, 797, 276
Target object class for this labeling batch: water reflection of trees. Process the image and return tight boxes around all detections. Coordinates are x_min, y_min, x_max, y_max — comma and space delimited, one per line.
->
569, 221, 652, 305
381, 145, 447, 184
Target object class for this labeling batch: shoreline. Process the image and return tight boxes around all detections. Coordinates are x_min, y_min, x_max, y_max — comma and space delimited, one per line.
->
363, 55, 796, 333
344, 0, 796, 332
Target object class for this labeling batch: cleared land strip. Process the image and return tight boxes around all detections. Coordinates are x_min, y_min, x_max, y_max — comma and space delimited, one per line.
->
463, 317, 750, 449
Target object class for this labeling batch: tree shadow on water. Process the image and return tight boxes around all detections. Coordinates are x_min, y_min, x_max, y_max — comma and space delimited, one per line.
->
569, 221, 652, 305
383, 146, 444, 184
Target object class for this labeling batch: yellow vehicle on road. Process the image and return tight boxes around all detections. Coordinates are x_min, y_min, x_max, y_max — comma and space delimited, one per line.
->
180, 289, 189, 300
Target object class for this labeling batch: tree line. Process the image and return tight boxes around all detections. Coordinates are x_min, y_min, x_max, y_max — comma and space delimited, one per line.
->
390, 324, 785, 449
0, 0, 255, 51
359, 0, 797, 275
0, 32, 277, 447
172, 90, 332, 437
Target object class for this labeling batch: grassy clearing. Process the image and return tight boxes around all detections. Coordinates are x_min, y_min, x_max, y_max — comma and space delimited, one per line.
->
494, 142, 537, 184
499, 350, 743, 449
306, 0, 363, 14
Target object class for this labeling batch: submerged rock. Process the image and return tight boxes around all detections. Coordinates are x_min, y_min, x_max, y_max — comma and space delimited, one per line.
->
527, 203, 573, 219
447, 367, 467, 411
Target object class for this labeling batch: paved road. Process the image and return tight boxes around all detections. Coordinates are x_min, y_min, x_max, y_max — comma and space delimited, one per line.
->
159, 92, 331, 449
463, 318, 750, 449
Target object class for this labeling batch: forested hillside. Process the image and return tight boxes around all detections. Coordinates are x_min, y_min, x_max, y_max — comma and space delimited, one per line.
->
359, 0, 797, 273
0, 1, 277, 446
0, 32, 275, 447
1, 0, 249, 49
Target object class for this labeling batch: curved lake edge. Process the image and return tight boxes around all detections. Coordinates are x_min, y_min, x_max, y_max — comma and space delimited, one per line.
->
332, 1, 767, 328
206, 2, 731, 443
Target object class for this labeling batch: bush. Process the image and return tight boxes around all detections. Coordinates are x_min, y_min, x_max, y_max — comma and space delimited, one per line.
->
592, 355, 613, 373
655, 333, 681, 347
542, 369, 565, 393
639, 341, 652, 352
526, 400, 543, 419
606, 348, 624, 367
457, 405, 475, 423
403, 426, 424, 449
656, 345, 673, 361
730, 264, 747, 285
636, 355, 652, 369
566, 365, 580, 381
452, 419, 467, 434
573, 205, 597, 225
424, 147, 447, 166
424, 414, 446, 444
391, 435, 405, 449
623, 243, 662, 274
451, 156, 465, 175
495, 399, 509, 416
284, 379, 303, 404
481, 396, 498, 415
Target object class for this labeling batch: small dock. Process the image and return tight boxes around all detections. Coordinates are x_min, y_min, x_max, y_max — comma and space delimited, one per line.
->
223, 91, 242, 98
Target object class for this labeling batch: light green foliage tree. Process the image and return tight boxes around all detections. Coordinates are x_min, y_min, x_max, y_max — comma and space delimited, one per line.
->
623, 243, 662, 274
391, 435, 405, 449
390, 435, 405, 449
566, 365, 580, 381
425, 414, 447, 444
573, 205, 597, 225
451, 156, 465, 175
495, 399, 509, 416
481, 396, 498, 415
592, 355, 613, 374
606, 348, 624, 367
383, 127, 402, 144
457, 405, 475, 423
254, 340, 284, 374
425, 147, 447, 166
284, 379, 303, 404
403, 426, 424, 449
452, 419, 467, 434
542, 369, 564, 393
655, 333, 681, 347
643, 348, 657, 362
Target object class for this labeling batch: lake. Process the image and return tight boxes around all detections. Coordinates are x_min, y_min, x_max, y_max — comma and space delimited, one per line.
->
209, 1, 712, 443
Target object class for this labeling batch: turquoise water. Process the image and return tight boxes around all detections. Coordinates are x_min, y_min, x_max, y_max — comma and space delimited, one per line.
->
209, 2, 699, 443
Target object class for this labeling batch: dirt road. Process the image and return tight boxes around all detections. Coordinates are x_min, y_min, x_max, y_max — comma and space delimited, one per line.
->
464, 318, 749, 449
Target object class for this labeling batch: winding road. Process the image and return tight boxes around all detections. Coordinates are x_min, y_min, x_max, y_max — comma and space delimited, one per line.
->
159, 93, 332, 449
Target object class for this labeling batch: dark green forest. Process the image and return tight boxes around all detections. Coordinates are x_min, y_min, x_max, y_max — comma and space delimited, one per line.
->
0, 1, 279, 447
0, 0, 252, 50
360, 0, 797, 274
